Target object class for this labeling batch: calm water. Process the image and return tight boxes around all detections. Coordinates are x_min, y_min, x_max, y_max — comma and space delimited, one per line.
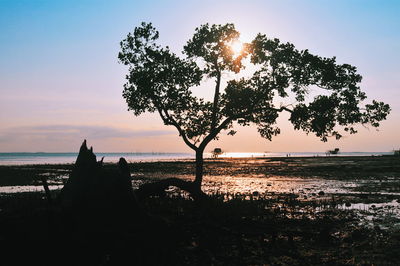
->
0, 152, 193, 165
0, 151, 392, 165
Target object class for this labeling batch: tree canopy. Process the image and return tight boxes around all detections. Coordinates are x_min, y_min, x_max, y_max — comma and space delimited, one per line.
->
119, 22, 390, 153
119, 22, 390, 195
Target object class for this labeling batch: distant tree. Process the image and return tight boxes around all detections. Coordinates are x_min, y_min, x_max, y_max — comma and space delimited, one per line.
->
118, 22, 390, 199
211, 148, 223, 158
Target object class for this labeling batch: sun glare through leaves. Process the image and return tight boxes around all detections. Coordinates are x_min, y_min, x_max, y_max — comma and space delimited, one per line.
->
230, 40, 243, 57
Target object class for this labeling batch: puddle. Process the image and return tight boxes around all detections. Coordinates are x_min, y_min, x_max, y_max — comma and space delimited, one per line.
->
347, 200, 400, 209
39, 173, 69, 179
0, 185, 63, 194
348, 200, 400, 230
198, 175, 367, 196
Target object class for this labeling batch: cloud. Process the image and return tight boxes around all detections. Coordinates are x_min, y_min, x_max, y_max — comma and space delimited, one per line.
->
0, 124, 174, 142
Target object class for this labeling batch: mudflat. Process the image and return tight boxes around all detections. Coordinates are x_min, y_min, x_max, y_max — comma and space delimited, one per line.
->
1, 156, 400, 265
1, 155, 399, 195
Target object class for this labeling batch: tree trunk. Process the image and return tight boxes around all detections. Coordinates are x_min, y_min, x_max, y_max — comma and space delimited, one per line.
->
194, 148, 204, 190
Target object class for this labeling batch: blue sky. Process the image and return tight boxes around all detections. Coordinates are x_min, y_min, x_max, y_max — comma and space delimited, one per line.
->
0, 0, 399, 152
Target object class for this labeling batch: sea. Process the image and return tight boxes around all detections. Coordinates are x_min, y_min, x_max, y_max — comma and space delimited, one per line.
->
0, 151, 393, 165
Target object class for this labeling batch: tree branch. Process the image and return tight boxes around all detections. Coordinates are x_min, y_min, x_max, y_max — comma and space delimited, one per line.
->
199, 105, 293, 150
158, 108, 198, 151
210, 71, 221, 130
199, 116, 234, 150
273, 106, 293, 113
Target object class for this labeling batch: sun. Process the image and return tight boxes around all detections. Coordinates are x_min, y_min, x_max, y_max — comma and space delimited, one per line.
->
230, 40, 243, 57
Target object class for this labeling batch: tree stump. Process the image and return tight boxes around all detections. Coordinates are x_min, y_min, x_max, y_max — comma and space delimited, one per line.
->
58, 140, 141, 228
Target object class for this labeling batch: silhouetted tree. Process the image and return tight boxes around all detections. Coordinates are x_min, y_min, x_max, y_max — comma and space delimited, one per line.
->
119, 22, 390, 198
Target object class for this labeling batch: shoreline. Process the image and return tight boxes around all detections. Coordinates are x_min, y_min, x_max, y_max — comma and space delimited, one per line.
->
0, 152, 395, 166
0, 154, 397, 190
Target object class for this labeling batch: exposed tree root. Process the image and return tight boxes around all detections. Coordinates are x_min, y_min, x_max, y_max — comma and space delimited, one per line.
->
135, 178, 207, 201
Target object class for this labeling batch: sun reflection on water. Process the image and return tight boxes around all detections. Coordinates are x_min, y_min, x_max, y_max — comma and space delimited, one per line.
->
215, 152, 268, 158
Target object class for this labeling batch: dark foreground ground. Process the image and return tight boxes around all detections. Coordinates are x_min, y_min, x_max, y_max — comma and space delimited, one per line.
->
0, 156, 400, 265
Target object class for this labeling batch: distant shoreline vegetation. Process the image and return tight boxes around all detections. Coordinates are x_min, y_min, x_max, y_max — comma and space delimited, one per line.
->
0, 152, 394, 165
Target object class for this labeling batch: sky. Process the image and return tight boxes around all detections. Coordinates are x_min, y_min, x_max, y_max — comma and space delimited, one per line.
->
0, 0, 399, 153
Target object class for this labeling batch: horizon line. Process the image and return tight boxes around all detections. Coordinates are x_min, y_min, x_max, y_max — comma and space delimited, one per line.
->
0, 151, 394, 154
